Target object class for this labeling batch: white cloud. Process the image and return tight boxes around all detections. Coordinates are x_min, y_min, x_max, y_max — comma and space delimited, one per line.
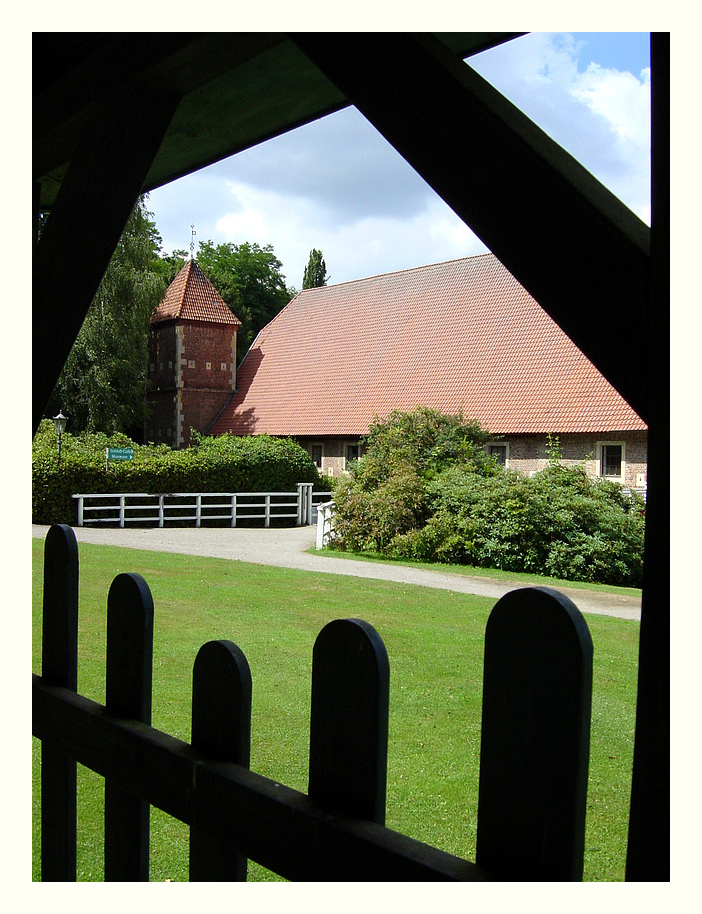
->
213, 180, 487, 289
571, 63, 651, 148
470, 33, 651, 223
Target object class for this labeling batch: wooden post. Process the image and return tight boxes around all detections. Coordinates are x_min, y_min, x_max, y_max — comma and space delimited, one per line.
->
189, 641, 252, 881
308, 618, 390, 826
476, 587, 593, 881
230, 494, 237, 527
41, 524, 79, 881
104, 573, 154, 881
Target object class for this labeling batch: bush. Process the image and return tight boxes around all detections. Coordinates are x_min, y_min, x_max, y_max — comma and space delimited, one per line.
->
333, 467, 427, 553
32, 423, 322, 525
329, 411, 646, 587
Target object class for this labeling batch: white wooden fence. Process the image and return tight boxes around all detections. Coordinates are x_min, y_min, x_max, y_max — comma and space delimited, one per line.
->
72, 484, 331, 528
316, 500, 336, 549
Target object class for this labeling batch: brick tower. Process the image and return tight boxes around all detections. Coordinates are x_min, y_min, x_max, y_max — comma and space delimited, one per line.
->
147, 259, 241, 448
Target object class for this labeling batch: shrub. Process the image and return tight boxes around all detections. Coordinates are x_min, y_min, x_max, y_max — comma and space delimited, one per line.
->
390, 463, 645, 586
329, 410, 645, 587
32, 423, 322, 525
330, 408, 494, 554
358, 407, 494, 487
333, 468, 427, 553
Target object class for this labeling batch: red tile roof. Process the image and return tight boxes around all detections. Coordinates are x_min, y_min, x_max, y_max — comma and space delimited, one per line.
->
210, 254, 646, 437
151, 258, 241, 326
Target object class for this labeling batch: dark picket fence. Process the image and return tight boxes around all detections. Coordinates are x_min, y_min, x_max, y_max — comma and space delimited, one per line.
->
33, 523, 594, 881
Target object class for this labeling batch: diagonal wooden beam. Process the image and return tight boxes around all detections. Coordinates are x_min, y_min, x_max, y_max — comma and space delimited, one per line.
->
33, 84, 180, 434
290, 32, 651, 422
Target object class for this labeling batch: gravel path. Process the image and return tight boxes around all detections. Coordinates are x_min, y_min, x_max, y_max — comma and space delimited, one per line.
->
32, 524, 641, 621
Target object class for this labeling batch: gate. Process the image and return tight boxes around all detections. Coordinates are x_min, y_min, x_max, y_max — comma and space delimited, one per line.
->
33, 523, 593, 881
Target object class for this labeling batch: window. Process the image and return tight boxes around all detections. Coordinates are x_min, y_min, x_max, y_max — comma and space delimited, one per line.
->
486, 443, 508, 467
602, 445, 622, 477
597, 441, 625, 481
345, 443, 360, 465
311, 444, 323, 468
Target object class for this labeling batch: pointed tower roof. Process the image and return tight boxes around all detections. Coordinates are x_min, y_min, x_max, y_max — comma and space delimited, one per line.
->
151, 259, 241, 326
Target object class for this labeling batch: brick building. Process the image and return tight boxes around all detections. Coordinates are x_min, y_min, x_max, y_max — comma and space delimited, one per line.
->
146, 259, 240, 448
208, 254, 648, 489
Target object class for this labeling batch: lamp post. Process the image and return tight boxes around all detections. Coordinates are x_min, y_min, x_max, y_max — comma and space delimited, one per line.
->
52, 410, 67, 468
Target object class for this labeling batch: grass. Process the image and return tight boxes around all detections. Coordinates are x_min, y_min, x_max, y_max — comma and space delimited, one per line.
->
312, 544, 642, 598
32, 538, 640, 882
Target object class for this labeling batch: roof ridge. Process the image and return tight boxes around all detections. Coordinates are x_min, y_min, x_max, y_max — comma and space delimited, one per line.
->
177, 258, 195, 315
304, 251, 495, 294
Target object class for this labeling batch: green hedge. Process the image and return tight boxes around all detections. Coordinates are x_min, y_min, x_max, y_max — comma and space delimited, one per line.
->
32, 422, 327, 525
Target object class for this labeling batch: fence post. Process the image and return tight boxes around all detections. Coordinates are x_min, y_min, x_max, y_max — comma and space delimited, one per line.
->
40, 524, 79, 881
189, 640, 252, 881
265, 494, 270, 528
158, 494, 164, 528
308, 618, 390, 826
76, 496, 84, 526
104, 573, 154, 881
196, 495, 202, 528
475, 587, 593, 881
296, 483, 303, 525
119, 495, 125, 528
307, 484, 313, 526
230, 494, 237, 527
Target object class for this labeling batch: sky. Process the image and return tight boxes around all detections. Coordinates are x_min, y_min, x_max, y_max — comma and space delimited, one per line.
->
147, 32, 652, 292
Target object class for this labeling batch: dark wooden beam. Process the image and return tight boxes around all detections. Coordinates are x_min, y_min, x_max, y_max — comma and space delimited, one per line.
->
33, 84, 180, 434
625, 32, 670, 882
290, 33, 651, 422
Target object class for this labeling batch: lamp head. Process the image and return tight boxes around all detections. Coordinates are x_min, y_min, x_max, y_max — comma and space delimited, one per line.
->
52, 410, 67, 437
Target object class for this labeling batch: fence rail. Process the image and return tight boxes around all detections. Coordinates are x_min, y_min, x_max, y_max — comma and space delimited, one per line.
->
72, 484, 330, 528
33, 524, 594, 882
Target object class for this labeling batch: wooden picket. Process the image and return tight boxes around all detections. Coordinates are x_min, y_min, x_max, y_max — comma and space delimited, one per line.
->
33, 524, 594, 881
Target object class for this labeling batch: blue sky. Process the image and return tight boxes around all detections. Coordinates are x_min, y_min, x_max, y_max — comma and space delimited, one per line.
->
147, 32, 652, 291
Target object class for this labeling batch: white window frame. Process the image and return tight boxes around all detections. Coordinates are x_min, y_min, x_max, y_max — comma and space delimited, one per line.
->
486, 441, 509, 468
596, 440, 626, 483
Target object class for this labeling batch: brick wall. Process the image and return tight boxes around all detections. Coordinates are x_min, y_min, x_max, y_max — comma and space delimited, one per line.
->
146, 320, 237, 447
501, 431, 648, 488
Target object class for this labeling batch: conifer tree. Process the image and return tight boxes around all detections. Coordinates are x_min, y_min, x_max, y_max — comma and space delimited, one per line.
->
302, 248, 329, 289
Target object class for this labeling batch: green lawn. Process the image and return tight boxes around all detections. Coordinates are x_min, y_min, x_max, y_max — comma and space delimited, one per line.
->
32, 537, 640, 882
312, 544, 643, 598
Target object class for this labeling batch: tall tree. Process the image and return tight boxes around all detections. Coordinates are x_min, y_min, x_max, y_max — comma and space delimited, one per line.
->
49, 196, 168, 435
195, 240, 294, 361
302, 248, 329, 289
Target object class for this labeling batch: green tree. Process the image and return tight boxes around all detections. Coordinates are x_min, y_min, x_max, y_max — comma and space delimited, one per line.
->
302, 248, 329, 289
152, 247, 189, 286
195, 240, 294, 361
49, 196, 168, 435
